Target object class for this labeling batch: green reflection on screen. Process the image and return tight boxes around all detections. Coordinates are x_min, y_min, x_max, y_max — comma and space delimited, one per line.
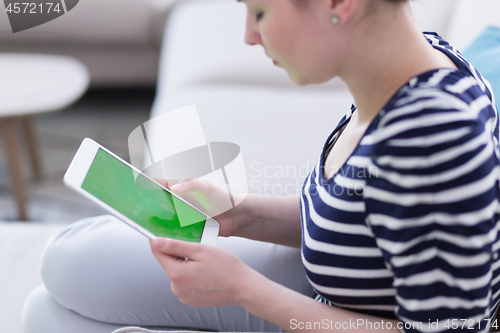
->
81, 149, 205, 242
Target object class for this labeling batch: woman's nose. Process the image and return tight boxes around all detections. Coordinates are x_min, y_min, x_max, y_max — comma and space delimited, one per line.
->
244, 11, 262, 45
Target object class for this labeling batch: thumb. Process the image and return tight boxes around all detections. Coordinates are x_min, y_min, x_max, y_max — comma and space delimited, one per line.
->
170, 178, 196, 193
154, 178, 182, 190
152, 237, 202, 260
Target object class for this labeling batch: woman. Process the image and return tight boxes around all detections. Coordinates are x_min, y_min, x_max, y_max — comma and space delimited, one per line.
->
151, 0, 500, 331
24, 0, 499, 332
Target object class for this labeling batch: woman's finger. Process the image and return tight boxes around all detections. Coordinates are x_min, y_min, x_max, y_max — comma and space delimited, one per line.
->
154, 178, 185, 189
170, 178, 196, 193
151, 237, 204, 260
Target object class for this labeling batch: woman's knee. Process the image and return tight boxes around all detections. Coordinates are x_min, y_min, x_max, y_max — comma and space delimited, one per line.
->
22, 284, 126, 333
40, 215, 167, 321
41, 215, 119, 300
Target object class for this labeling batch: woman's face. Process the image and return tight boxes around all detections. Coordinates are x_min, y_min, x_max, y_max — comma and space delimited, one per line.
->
241, 0, 342, 85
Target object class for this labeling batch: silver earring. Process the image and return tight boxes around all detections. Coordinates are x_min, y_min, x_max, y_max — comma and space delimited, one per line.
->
331, 15, 340, 24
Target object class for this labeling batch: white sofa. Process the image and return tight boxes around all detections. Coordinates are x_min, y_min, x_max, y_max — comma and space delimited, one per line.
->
7, 1, 500, 333
0, 0, 180, 87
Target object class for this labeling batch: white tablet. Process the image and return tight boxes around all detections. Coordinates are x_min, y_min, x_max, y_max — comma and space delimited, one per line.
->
64, 138, 219, 245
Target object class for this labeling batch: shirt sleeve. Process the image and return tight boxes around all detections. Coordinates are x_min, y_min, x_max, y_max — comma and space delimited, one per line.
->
364, 96, 500, 333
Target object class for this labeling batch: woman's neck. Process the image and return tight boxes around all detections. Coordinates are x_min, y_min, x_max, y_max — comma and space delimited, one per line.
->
338, 3, 457, 125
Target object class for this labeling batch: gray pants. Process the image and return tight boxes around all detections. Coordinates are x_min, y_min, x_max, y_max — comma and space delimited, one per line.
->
22, 215, 313, 333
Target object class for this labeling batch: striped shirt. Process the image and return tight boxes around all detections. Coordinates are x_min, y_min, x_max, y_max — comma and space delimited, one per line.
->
300, 32, 500, 332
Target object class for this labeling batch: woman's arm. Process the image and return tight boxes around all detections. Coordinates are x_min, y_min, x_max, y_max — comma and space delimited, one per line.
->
169, 178, 302, 247
151, 238, 400, 333
233, 194, 302, 247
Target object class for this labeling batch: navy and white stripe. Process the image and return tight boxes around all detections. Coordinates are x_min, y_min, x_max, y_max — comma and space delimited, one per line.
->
300, 32, 500, 332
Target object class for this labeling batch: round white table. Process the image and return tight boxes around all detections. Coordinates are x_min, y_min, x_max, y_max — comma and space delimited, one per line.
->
0, 54, 90, 220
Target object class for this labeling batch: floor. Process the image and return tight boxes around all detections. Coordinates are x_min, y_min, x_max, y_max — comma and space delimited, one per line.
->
0, 88, 155, 223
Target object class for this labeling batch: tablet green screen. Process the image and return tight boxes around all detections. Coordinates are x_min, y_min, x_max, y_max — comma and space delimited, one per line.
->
81, 148, 205, 242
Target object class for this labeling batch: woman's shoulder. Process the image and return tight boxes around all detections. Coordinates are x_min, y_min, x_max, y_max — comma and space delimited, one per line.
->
366, 67, 498, 150
423, 32, 497, 107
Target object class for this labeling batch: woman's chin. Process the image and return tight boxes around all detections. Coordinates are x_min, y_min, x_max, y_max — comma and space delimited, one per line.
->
286, 71, 310, 86
284, 67, 334, 86
287, 73, 323, 86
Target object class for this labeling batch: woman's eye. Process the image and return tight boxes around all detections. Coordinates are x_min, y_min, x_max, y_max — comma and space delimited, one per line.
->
254, 11, 263, 21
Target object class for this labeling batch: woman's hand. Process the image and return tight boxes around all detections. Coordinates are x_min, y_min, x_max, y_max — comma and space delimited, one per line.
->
155, 178, 240, 237
151, 237, 257, 307
156, 178, 302, 246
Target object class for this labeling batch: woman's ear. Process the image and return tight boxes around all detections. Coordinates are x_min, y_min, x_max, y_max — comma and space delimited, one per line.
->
323, 0, 360, 24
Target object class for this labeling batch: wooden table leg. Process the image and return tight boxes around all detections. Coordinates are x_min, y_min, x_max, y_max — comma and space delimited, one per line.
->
21, 116, 42, 179
0, 118, 28, 220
